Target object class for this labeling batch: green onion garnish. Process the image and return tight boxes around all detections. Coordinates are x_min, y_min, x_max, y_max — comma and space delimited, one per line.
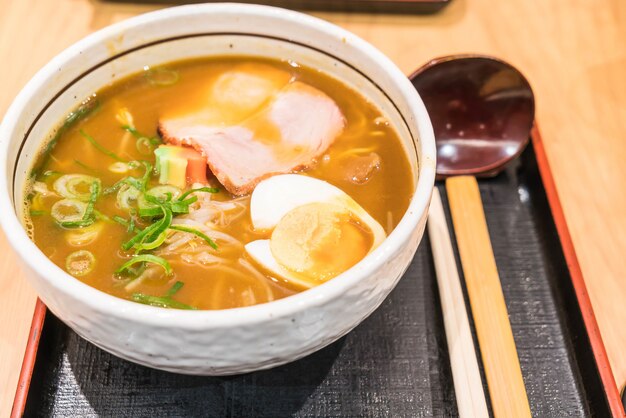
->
122, 201, 172, 251
177, 186, 219, 202
169, 225, 218, 250
73, 159, 98, 173
113, 215, 138, 232
30, 98, 99, 178
122, 220, 161, 251
80, 130, 125, 162
138, 161, 153, 191
131, 293, 196, 310
115, 254, 172, 276
132, 281, 192, 309
66, 250, 95, 277
133, 230, 168, 251
94, 210, 112, 223
81, 181, 100, 219
165, 281, 184, 297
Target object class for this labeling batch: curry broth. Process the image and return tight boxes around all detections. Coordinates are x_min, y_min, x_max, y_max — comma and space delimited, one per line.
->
26, 56, 414, 310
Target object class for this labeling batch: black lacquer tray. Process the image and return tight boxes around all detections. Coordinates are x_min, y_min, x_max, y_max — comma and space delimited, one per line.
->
18, 138, 613, 417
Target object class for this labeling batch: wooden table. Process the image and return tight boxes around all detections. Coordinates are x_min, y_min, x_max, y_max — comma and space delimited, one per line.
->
1, 0, 625, 415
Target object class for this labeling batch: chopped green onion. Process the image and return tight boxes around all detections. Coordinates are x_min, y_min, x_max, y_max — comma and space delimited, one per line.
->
104, 178, 128, 195
74, 159, 97, 173
30, 97, 99, 178
29, 210, 46, 216
56, 181, 99, 228
122, 125, 140, 138
121, 221, 159, 251
66, 250, 95, 277
60, 218, 95, 228
138, 197, 194, 217
124, 262, 146, 279
113, 215, 130, 227
137, 206, 163, 218
122, 125, 161, 143
147, 185, 181, 201
121, 125, 161, 156
114, 215, 139, 234
105, 177, 141, 194
169, 225, 218, 250
165, 281, 185, 297
177, 186, 219, 202
116, 254, 172, 275
105, 162, 151, 196
94, 210, 112, 223
167, 199, 195, 215
131, 293, 197, 310
137, 185, 181, 216
65, 222, 103, 246
53, 174, 100, 201
136, 137, 155, 155
143, 204, 172, 243
122, 202, 172, 251
116, 184, 140, 210
178, 196, 198, 206
133, 230, 168, 251
80, 130, 125, 162
51, 199, 88, 224
138, 161, 153, 191
81, 181, 100, 221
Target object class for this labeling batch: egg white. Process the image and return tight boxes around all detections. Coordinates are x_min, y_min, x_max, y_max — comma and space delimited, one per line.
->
245, 174, 387, 288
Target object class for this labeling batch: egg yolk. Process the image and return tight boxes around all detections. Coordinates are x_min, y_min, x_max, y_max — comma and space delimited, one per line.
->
269, 202, 373, 283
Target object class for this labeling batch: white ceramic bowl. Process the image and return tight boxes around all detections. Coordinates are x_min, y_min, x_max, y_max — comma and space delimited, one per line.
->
0, 3, 435, 375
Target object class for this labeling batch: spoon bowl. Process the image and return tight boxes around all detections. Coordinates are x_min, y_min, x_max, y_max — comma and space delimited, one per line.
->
410, 55, 534, 178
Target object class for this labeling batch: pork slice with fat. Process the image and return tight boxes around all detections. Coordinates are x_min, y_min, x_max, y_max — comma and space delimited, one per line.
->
159, 81, 345, 195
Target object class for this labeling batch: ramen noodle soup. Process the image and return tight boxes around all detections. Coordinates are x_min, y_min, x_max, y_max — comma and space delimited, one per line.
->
24, 57, 414, 310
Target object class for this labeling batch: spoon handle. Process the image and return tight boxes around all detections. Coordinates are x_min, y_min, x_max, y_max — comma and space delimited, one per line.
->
446, 176, 532, 418
428, 188, 489, 418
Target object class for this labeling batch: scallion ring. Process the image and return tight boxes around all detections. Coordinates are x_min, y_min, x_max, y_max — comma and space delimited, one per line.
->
53, 174, 100, 201
65, 222, 103, 246
51, 199, 88, 224
136, 137, 155, 155
66, 250, 95, 277
117, 184, 140, 210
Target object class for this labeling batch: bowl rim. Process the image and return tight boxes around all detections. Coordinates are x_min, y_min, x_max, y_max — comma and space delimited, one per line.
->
0, 3, 435, 329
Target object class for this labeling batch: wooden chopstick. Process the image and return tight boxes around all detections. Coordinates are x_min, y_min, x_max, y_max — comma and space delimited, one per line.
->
428, 188, 489, 418
446, 176, 531, 418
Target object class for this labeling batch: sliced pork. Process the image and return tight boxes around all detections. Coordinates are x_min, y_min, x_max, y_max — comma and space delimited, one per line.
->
159, 70, 345, 195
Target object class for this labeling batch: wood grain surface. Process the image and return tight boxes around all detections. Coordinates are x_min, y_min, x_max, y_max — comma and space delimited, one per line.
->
0, 0, 625, 416
447, 176, 531, 418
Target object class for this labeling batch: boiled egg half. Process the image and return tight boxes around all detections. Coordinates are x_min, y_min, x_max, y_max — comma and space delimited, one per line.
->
245, 174, 386, 289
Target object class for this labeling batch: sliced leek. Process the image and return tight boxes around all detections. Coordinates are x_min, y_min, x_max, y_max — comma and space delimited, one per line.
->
66, 250, 95, 277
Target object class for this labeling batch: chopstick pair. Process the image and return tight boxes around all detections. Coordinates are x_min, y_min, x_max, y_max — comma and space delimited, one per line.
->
428, 177, 532, 418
